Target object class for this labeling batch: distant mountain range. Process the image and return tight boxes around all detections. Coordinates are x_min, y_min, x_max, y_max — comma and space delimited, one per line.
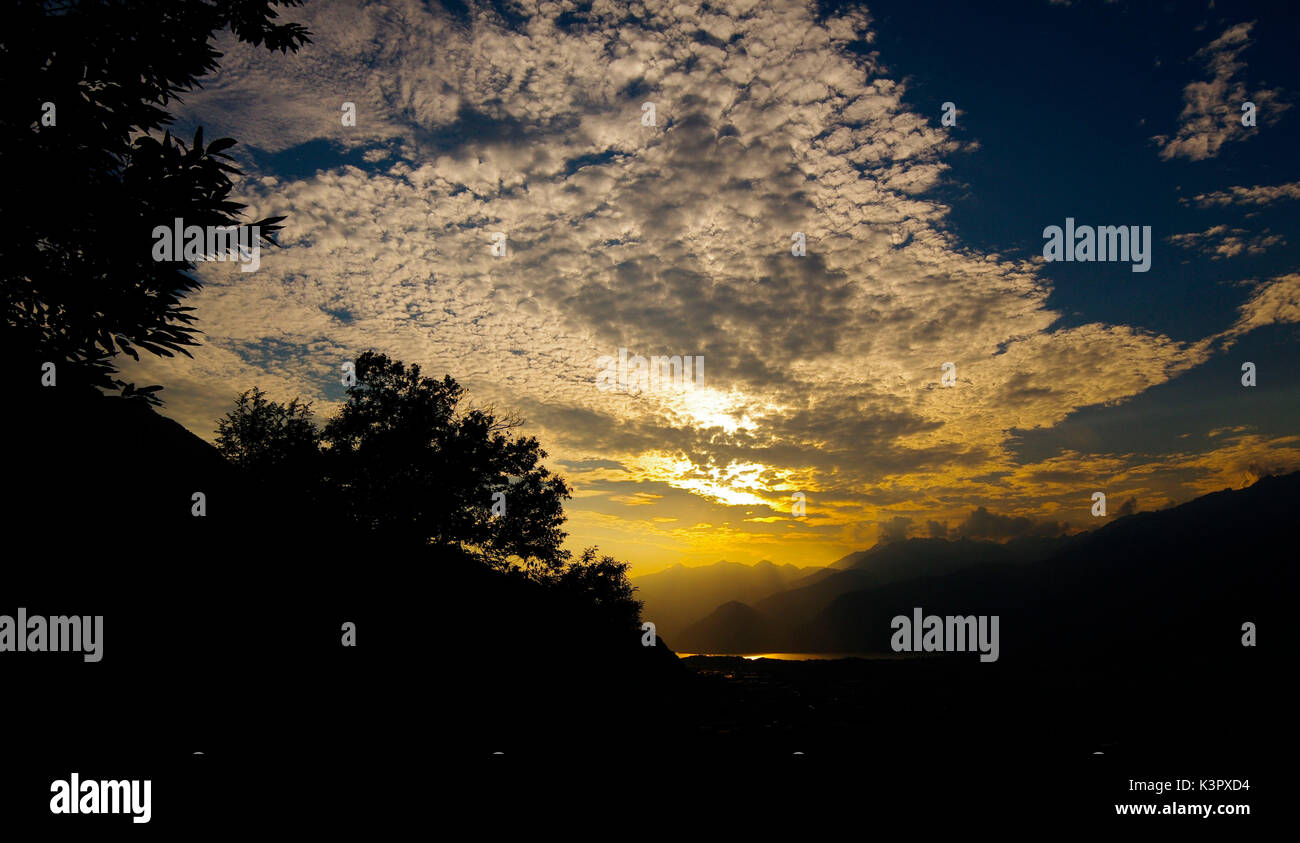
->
664, 475, 1296, 659
632, 559, 823, 642
672, 535, 1061, 652
632, 537, 1056, 648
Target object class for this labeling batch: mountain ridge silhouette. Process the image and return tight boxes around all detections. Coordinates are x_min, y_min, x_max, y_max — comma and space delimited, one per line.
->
673, 477, 1294, 656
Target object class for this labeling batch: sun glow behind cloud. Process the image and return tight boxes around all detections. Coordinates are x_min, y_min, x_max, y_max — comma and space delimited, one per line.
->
631, 452, 778, 508
116, 0, 1300, 570
669, 385, 760, 434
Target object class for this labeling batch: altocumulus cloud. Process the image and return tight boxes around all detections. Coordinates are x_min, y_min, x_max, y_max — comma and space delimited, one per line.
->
118, 0, 1300, 564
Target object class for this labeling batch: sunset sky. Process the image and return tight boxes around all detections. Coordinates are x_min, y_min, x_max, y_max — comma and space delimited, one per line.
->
120, 0, 1300, 573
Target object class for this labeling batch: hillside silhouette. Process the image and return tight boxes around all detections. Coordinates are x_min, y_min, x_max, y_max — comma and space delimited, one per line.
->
659, 475, 1293, 759
677, 600, 781, 654
3, 379, 696, 757
667, 480, 1294, 664
632, 559, 822, 643
673, 535, 1064, 653
799, 476, 1292, 660
4, 380, 1291, 759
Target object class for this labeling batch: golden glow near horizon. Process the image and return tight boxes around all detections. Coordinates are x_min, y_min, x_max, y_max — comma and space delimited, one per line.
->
115, 1, 1300, 575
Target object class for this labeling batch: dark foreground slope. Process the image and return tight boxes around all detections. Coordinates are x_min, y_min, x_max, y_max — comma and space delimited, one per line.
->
1, 385, 1290, 777
0, 385, 696, 762
673, 474, 1294, 763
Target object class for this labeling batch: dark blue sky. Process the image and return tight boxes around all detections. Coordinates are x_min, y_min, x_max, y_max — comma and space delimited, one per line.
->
822, 0, 1299, 464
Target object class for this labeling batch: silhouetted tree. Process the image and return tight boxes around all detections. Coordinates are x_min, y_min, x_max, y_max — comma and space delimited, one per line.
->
215, 387, 319, 478
548, 548, 644, 633
1, 0, 310, 400
321, 352, 572, 569
215, 353, 645, 625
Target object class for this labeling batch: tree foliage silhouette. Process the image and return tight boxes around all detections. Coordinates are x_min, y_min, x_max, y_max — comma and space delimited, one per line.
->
215, 353, 645, 636
552, 548, 644, 634
321, 352, 572, 568
217, 352, 575, 568
216, 386, 319, 481
1, 0, 310, 400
